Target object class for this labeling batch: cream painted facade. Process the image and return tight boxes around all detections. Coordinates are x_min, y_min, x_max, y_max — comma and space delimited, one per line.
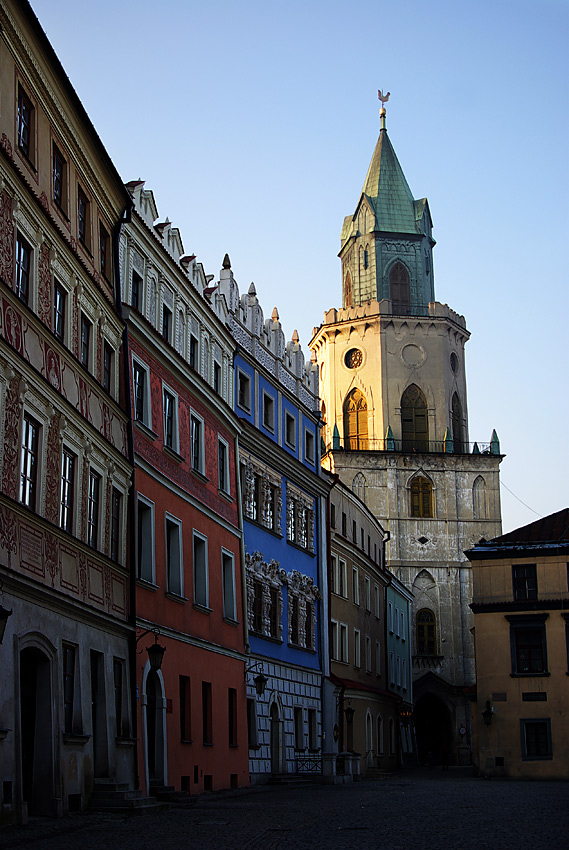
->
311, 107, 503, 764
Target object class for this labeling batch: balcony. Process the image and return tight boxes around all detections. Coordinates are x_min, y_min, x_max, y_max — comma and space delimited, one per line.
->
324, 437, 500, 456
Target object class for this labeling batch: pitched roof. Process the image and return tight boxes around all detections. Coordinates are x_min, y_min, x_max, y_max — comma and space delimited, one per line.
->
361, 130, 419, 234
493, 508, 569, 545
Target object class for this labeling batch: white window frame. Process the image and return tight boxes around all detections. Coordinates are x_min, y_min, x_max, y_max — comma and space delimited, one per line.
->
388, 600, 394, 633
262, 390, 275, 432
395, 606, 400, 637
401, 610, 406, 640
60, 443, 78, 536
375, 640, 381, 676
86, 464, 103, 550
304, 427, 315, 464
365, 576, 371, 612
331, 554, 338, 595
192, 530, 209, 609
354, 628, 361, 668
165, 513, 183, 597
218, 436, 230, 494
352, 567, 360, 605
365, 635, 372, 672
374, 584, 380, 618
339, 622, 348, 663
222, 548, 237, 621
162, 383, 179, 453
331, 619, 339, 661
137, 494, 155, 583
132, 355, 152, 429
237, 368, 251, 412
190, 410, 205, 475
339, 558, 347, 598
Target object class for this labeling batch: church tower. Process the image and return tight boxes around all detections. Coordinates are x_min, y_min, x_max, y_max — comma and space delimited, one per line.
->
311, 98, 503, 764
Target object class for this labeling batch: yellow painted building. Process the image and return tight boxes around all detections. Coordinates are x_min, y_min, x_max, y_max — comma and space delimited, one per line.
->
466, 509, 569, 779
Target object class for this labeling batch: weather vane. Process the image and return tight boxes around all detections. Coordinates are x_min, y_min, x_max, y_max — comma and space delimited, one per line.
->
378, 89, 390, 107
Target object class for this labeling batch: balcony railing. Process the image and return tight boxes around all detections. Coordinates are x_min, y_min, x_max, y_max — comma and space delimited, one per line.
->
296, 753, 322, 774
324, 437, 500, 456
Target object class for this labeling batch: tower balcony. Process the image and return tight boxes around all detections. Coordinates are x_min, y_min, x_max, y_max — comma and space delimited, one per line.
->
323, 437, 501, 456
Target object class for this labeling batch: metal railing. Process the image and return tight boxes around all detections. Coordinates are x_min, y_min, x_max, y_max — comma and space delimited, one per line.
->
324, 438, 498, 456
296, 753, 322, 774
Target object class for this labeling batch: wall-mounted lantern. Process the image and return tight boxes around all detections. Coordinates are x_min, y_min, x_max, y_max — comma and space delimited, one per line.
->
344, 703, 355, 725
136, 627, 166, 671
245, 660, 268, 696
482, 700, 494, 727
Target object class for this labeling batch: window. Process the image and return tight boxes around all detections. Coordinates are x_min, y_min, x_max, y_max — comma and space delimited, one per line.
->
110, 488, 122, 562
165, 516, 183, 596
352, 520, 357, 543
180, 676, 191, 741
401, 384, 429, 452
285, 411, 296, 448
305, 430, 315, 464
389, 261, 410, 314
238, 371, 251, 411
103, 342, 113, 394
87, 469, 100, 548
189, 334, 198, 370
451, 393, 464, 453
400, 610, 405, 640
331, 554, 338, 594
263, 392, 275, 431
330, 503, 336, 528
294, 707, 304, 750
214, 361, 221, 394
218, 438, 229, 493
222, 550, 236, 620
99, 223, 110, 279
339, 559, 347, 598
361, 528, 365, 549
20, 414, 40, 509
305, 601, 314, 650
193, 532, 208, 608
53, 281, 66, 342
396, 655, 401, 686
60, 449, 75, 533
352, 568, 360, 605
389, 652, 395, 684
473, 475, 489, 520
290, 596, 300, 644
416, 608, 437, 655
269, 586, 280, 638
520, 719, 552, 760
354, 629, 361, 667
402, 659, 407, 689
15, 233, 31, 304
410, 476, 433, 518
508, 615, 548, 675
113, 658, 127, 737
163, 388, 178, 451
131, 270, 142, 311
190, 413, 204, 474
77, 186, 90, 248
62, 644, 76, 734
388, 601, 394, 633
308, 708, 317, 751
80, 314, 91, 369
162, 305, 172, 342
365, 576, 371, 611
395, 607, 400, 637
137, 496, 154, 582
202, 681, 212, 744
340, 623, 348, 663
375, 641, 381, 676
513, 565, 538, 601
343, 388, 368, 450
252, 580, 263, 633
365, 635, 372, 672
228, 688, 238, 746
286, 490, 314, 551
377, 715, 384, 754
132, 359, 150, 427
374, 585, 380, 618
331, 620, 339, 660
17, 86, 34, 162
247, 698, 258, 748
342, 512, 347, 536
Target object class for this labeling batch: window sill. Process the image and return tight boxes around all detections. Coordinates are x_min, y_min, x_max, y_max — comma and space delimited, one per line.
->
79, 239, 93, 258
203, 741, 214, 747
510, 672, 550, 678
163, 445, 185, 464
218, 489, 234, 503
181, 738, 193, 745
223, 616, 239, 627
136, 578, 159, 592
287, 539, 316, 556
246, 517, 282, 538
62, 733, 90, 746
191, 468, 209, 483
249, 631, 283, 644
115, 736, 137, 748
229, 743, 239, 749
17, 147, 37, 173
134, 420, 159, 441
193, 603, 212, 615
54, 200, 70, 222
165, 591, 187, 604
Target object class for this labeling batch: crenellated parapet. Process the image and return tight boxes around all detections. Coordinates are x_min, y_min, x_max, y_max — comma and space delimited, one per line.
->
216, 254, 319, 408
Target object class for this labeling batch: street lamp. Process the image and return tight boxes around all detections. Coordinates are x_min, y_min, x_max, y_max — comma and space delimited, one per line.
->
482, 700, 494, 727
245, 661, 268, 696
136, 627, 166, 671
344, 704, 355, 724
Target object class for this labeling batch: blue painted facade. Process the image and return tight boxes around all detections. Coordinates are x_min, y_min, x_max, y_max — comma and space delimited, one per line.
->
386, 577, 415, 763
217, 264, 328, 781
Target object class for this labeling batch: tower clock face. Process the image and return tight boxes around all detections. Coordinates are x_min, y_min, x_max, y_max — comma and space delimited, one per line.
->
345, 348, 363, 369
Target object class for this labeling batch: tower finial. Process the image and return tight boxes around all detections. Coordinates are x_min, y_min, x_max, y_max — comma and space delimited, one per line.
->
378, 88, 390, 130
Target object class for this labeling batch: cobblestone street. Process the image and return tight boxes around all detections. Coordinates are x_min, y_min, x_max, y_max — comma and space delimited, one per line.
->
1, 768, 567, 850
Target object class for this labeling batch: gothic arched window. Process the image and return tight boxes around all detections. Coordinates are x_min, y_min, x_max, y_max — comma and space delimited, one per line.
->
473, 475, 488, 520
344, 271, 353, 307
401, 384, 429, 451
343, 388, 368, 450
410, 476, 433, 518
320, 401, 327, 448
452, 393, 464, 453
352, 472, 367, 503
389, 261, 410, 314
416, 608, 437, 656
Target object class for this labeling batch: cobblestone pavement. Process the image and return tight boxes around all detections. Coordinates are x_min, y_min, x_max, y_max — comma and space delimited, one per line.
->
1, 768, 567, 850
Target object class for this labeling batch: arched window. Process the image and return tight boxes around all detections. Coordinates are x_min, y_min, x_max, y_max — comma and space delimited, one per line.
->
376, 714, 384, 754
352, 472, 367, 503
344, 271, 353, 307
389, 718, 396, 755
473, 475, 488, 520
389, 261, 410, 314
401, 384, 429, 451
416, 608, 437, 655
451, 393, 464, 453
410, 476, 433, 518
320, 401, 327, 447
343, 388, 368, 450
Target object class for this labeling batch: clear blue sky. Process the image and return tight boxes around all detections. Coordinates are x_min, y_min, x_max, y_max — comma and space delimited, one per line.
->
33, 0, 568, 534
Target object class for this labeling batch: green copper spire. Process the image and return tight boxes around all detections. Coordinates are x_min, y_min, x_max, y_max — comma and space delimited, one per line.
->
361, 129, 418, 234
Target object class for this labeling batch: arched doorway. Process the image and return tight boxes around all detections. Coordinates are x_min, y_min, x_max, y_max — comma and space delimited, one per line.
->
414, 693, 453, 765
270, 701, 284, 775
145, 670, 165, 786
366, 711, 374, 766
20, 647, 54, 816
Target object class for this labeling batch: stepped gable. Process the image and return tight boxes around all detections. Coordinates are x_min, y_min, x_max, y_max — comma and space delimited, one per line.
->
215, 255, 319, 407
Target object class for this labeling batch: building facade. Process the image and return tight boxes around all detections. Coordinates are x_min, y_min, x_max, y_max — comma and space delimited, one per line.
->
0, 0, 135, 822
386, 576, 414, 764
310, 103, 503, 764
467, 509, 569, 779
120, 185, 249, 796
216, 258, 329, 782
325, 474, 399, 777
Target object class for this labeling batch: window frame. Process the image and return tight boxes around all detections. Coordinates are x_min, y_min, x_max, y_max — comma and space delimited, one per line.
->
60, 446, 76, 534
162, 385, 179, 453
17, 85, 35, 165
262, 390, 275, 432
190, 410, 205, 475
80, 313, 92, 370
15, 232, 32, 305
77, 185, 91, 250
87, 467, 101, 549
354, 628, 361, 668
304, 428, 315, 464
136, 494, 155, 583
193, 530, 209, 609
284, 410, 296, 450
508, 614, 548, 677
132, 357, 151, 429
520, 718, 552, 761
103, 341, 113, 395
218, 436, 230, 494
20, 412, 40, 510
222, 549, 237, 621
52, 142, 68, 214
237, 369, 251, 412
110, 487, 122, 563
352, 567, 360, 606
512, 564, 538, 602
99, 221, 111, 280
165, 513, 183, 597
53, 280, 67, 343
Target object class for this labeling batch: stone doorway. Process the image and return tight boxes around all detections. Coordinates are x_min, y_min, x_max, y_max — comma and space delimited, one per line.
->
19, 647, 54, 816
414, 693, 453, 765
145, 670, 165, 785
270, 701, 283, 774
